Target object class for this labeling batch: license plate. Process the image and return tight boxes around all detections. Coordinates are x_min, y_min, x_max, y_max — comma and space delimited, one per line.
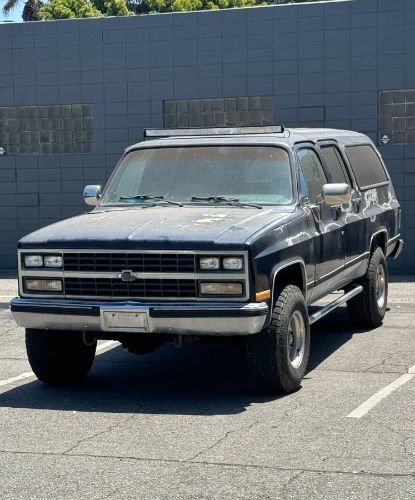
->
103, 311, 148, 332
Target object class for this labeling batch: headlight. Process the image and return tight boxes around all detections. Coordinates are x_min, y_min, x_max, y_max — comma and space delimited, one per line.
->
44, 255, 63, 268
199, 256, 220, 270
223, 257, 243, 270
199, 282, 243, 296
25, 279, 63, 292
24, 255, 43, 267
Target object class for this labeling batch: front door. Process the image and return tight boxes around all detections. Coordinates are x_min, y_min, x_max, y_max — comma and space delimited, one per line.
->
296, 145, 346, 299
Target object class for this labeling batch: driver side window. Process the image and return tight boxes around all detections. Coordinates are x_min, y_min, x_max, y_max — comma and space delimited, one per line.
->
297, 148, 327, 205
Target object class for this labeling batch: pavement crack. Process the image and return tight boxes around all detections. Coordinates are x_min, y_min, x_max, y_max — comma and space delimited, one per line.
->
0, 449, 414, 478
97, 487, 120, 500
281, 470, 305, 493
188, 420, 259, 462
63, 413, 138, 455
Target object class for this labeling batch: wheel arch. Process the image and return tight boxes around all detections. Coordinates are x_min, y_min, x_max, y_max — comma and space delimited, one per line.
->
271, 260, 307, 306
370, 229, 388, 256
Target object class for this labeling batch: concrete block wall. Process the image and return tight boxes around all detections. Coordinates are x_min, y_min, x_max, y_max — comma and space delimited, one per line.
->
0, 0, 413, 272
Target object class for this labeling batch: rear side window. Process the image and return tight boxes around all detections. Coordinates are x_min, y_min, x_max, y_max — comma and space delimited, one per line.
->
320, 145, 351, 185
345, 145, 388, 189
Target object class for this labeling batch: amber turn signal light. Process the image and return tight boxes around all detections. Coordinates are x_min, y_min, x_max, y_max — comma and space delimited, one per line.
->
255, 290, 270, 302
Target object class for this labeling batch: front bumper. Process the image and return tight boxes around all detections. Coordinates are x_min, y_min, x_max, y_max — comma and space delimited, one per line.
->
10, 298, 269, 336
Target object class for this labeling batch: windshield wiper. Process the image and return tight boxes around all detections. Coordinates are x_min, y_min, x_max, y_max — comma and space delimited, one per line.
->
190, 196, 262, 209
119, 195, 164, 201
119, 195, 183, 207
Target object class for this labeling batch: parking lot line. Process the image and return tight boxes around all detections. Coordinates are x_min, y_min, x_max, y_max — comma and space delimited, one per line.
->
0, 371, 34, 388
347, 363, 415, 419
0, 340, 118, 391
95, 340, 118, 354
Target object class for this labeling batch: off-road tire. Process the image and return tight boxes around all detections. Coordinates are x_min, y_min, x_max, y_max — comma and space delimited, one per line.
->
247, 285, 310, 393
347, 246, 388, 328
25, 329, 96, 385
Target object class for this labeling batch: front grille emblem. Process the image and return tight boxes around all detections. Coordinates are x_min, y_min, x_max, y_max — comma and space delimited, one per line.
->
118, 270, 137, 282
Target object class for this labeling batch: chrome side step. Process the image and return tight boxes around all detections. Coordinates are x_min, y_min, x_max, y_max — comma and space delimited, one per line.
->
309, 285, 363, 325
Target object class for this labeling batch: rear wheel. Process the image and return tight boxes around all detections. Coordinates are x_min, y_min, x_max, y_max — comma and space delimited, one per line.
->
247, 285, 310, 393
25, 329, 96, 385
347, 246, 388, 328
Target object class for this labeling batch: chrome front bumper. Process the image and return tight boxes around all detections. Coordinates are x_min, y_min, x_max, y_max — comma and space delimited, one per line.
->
10, 298, 269, 336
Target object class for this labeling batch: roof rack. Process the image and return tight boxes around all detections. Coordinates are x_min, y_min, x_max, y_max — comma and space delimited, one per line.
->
144, 125, 285, 139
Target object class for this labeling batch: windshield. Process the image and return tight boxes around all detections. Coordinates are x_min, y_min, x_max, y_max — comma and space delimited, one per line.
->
100, 146, 294, 206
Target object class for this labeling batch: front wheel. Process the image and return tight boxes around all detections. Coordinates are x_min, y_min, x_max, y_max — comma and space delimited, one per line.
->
25, 329, 96, 385
347, 246, 388, 328
247, 285, 310, 393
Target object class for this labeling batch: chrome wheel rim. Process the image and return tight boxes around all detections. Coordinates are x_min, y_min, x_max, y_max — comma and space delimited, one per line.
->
288, 310, 305, 369
376, 264, 386, 309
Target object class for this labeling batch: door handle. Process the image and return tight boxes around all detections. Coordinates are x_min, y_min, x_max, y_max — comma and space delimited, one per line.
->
331, 205, 342, 220
353, 197, 362, 212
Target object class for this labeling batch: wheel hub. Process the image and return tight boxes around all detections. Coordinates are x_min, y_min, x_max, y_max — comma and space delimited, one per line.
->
288, 310, 305, 369
376, 263, 386, 309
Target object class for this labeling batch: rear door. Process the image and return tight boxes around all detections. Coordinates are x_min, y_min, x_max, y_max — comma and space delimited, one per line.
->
343, 144, 392, 262
295, 144, 345, 297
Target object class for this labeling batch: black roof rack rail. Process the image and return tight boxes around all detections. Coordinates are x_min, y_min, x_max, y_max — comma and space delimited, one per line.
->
144, 125, 285, 139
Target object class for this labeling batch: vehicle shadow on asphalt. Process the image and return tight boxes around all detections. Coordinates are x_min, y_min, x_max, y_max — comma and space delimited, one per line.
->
0, 306, 369, 415
307, 305, 371, 372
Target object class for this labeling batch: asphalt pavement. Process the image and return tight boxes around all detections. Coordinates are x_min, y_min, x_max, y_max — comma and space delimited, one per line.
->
0, 277, 414, 499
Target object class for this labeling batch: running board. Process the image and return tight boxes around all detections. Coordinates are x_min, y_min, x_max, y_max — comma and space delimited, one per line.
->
309, 285, 363, 325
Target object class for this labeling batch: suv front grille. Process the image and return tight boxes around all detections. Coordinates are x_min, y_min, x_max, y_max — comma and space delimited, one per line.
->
63, 252, 196, 273
65, 277, 197, 298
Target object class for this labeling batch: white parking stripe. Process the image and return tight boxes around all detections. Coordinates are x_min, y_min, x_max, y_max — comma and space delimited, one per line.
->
0, 340, 118, 391
95, 340, 118, 353
347, 364, 415, 419
0, 371, 35, 388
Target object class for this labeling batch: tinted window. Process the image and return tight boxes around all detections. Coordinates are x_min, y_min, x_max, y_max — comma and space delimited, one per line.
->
345, 145, 388, 189
297, 148, 327, 204
320, 145, 350, 184
101, 146, 294, 206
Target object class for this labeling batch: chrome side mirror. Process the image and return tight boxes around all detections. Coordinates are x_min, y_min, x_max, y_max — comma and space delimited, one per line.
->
322, 183, 352, 207
83, 185, 101, 206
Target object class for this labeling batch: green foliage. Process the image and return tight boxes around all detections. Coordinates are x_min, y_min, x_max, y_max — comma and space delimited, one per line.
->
93, 0, 134, 16
142, 0, 266, 13
38, 0, 133, 19
1, 0, 341, 22
39, 0, 100, 19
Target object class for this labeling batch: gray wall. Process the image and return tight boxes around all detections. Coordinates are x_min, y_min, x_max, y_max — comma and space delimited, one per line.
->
0, 0, 413, 272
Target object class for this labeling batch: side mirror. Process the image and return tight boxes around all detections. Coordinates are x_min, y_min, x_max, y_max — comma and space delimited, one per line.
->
322, 183, 351, 207
83, 185, 101, 206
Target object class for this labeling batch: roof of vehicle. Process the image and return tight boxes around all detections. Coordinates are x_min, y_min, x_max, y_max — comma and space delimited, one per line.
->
126, 128, 371, 153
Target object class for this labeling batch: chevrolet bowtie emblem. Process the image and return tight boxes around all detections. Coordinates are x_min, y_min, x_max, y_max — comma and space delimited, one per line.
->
118, 270, 137, 282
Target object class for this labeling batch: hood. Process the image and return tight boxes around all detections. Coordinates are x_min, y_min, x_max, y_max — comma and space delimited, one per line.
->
19, 205, 293, 250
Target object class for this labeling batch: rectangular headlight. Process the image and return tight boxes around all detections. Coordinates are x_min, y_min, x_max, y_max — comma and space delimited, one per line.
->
223, 257, 243, 270
24, 255, 43, 268
199, 256, 220, 270
199, 282, 243, 296
44, 255, 63, 268
25, 279, 63, 292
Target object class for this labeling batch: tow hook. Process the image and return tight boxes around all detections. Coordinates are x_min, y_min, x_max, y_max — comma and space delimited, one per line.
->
82, 331, 97, 346
174, 335, 199, 348
174, 335, 184, 349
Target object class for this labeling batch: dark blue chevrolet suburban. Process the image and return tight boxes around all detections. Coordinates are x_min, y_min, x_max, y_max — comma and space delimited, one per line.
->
11, 126, 403, 393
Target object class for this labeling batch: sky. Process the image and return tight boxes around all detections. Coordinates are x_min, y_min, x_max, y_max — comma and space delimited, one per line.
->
1, 4, 23, 23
